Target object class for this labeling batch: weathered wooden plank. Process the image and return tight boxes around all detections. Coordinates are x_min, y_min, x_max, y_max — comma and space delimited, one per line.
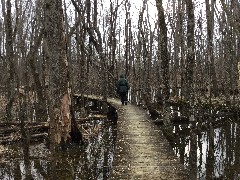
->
107, 98, 188, 179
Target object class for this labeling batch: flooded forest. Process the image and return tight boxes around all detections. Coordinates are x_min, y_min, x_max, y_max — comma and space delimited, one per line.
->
0, 0, 240, 179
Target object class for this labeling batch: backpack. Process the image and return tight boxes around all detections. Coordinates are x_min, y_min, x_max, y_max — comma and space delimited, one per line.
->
117, 79, 128, 92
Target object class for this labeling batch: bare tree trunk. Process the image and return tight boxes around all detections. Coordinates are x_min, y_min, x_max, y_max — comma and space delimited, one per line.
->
155, 0, 173, 141
185, 0, 195, 102
108, 1, 119, 97
124, 0, 130, 77
44, 0, 77, 150
179, 1, 186, 100
206, 0, 218, 98
138, 0, 149, 98
85, 0, 105, 97
185, 0, 197, 179
27, 29, 47, 121
206, 121, 215, 179
156, 0, 170, 101
172, 0, 181, 97
19, 93, 32, 179
2, 0, 16, 121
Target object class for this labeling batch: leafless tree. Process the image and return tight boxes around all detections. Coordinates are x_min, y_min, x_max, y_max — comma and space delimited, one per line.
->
2, 0, 16, 121
44, 0, 74, 149
156, 0, 170, 101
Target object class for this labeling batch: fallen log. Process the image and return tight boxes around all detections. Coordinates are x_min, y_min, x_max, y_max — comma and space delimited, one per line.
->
76, 114, 107, 123
0, 114, 107, 144
0, 133, 48, 145
0, 124, 49, 135
152, 116, 190, 125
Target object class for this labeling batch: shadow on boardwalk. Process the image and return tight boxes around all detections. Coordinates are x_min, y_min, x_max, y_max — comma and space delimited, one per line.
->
108, 98, 188, 180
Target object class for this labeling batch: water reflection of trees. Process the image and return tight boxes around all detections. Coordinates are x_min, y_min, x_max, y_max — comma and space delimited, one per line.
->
165, 106, 240, 179
0, 121, 117, 180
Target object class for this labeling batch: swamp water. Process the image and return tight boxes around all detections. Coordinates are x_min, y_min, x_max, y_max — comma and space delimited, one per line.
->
0, 120, 117, 180
165, 107, 240, 179
1, 109, 240, 179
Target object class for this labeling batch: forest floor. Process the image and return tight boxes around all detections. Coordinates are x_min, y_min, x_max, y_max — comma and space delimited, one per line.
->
108, 98, 188, 180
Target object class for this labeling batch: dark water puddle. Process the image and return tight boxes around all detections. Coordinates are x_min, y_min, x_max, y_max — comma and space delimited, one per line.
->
0, 120, 117, 180
161, 108, 240, 179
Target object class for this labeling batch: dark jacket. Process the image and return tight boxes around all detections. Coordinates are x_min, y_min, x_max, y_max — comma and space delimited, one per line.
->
116, 75, 129, 93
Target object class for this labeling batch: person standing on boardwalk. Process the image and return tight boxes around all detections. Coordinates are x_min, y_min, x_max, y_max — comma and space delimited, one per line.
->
116, 74, 129, 105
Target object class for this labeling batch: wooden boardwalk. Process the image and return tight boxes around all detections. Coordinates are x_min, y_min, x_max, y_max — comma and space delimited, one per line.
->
108, 98, 188, 180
